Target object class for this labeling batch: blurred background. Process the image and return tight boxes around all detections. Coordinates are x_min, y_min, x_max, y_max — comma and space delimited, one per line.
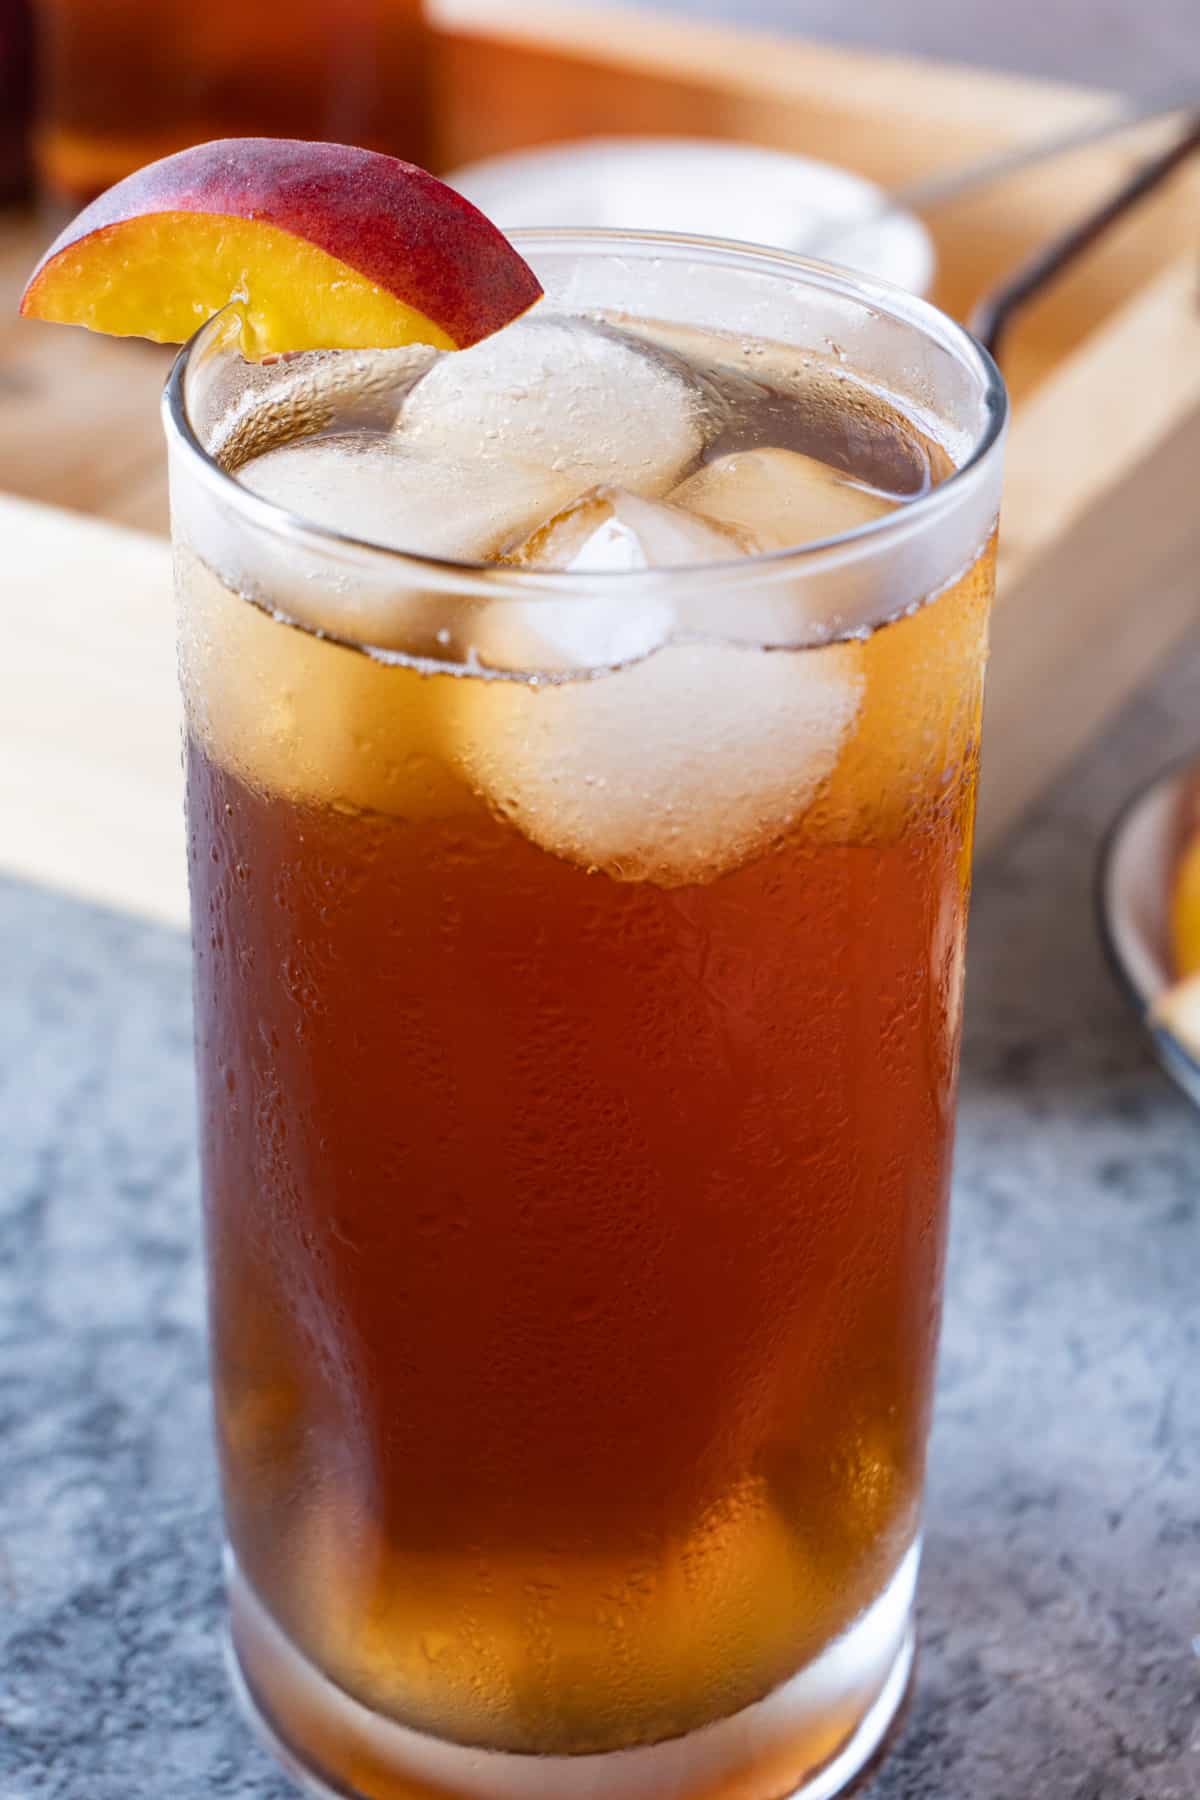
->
0, 0, 1196, 214
596, 0, 1198, 90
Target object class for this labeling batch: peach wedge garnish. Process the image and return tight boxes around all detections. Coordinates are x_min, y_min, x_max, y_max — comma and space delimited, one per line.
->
20, 138, 542, 356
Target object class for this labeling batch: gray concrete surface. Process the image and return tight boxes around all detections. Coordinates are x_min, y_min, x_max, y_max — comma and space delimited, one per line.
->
2, 628, 1199, 1797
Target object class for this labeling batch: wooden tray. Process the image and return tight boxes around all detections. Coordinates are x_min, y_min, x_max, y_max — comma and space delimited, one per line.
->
1, 0, 1198, 925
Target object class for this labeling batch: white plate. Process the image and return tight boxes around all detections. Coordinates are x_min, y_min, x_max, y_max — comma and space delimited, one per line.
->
447, 137, 936, 296
1097, 758, 1200, 1107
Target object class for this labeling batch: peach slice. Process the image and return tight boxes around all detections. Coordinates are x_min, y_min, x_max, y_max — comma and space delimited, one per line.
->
1151, 969, 1200, 1057
1170, 828, 1200, 978
20, 138, 542, 356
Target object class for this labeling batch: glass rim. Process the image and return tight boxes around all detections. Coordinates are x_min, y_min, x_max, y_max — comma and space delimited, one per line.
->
162, 225, 1007, 603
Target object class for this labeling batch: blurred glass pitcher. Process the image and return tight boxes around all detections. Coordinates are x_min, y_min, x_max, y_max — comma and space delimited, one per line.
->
32, 0, 429, 209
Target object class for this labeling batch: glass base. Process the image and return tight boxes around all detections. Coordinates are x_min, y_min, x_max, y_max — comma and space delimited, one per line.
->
225, 1542, 918, 1800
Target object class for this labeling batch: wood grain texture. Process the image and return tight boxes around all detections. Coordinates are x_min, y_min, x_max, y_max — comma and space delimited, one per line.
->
430, 1, 1200, 404
2, 7, 1197, 533
978, 256, 1200, 850
0, 221, 171, 533
0, 493, 184, 924
0, 6, 1197, 921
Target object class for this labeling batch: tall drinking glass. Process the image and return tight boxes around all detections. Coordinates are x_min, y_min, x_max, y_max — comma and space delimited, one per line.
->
164, 233, 1006, 1800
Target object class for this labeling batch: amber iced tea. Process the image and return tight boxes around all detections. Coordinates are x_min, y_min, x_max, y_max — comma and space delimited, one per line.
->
168, 239, 1004, 1800
189, 565, 987, 1761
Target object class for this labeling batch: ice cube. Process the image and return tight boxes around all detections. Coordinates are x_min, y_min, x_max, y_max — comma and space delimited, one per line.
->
466, 487, 743, 675
505, 485, 747, 573
208, 344, 442, 467
670, 448, 903, 645
225, 319, 713, 657
399, 315, 708, 500
177, 547, 465, 819
672, 448, 896, 550
232, 431, 591, 657
444, 638, 863, 885
238, 432, 570, 564
813, 540, 993, 845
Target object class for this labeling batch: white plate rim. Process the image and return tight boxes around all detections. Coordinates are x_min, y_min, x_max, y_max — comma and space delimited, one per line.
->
1095, 755, 1200, 1101
446, 136, 936, 296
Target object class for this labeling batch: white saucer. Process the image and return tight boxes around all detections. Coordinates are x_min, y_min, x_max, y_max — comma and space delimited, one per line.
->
446, 137, 936, 296
1097, 758, 1200, 1107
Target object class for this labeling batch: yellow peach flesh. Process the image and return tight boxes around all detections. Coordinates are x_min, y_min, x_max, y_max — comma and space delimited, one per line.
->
25, 213, 456, 355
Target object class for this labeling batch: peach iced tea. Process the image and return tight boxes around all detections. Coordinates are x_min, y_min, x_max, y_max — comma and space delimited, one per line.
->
21, 164, 1004, 1800
170, 270, 1002, 1800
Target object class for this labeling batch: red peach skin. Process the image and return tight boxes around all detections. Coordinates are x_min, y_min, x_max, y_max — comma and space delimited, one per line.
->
21, 138, 543, 354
